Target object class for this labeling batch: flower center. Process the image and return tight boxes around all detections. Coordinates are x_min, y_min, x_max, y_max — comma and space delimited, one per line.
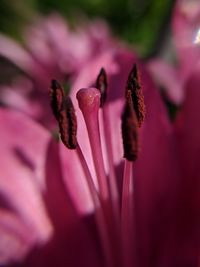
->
49, 65, 145, 267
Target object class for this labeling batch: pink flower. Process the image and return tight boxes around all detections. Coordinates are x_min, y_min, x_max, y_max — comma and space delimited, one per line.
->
0, 45, 199, 267
147, 0, 200, 105
0, 14, 114, 128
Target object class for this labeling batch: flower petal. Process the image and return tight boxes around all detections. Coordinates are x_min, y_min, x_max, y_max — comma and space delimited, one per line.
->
16, 139, 102, 267
0, 210, 37, 264
147, 59, 184, 105
172, 0, 200, 81
0, 108, 53, 264
0, 34, 46, 79
134, 65, 182, 266
173, 67, 200, 266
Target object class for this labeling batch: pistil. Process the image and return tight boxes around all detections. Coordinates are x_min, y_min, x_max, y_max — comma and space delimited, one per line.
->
76, 88, 109, 202
77, 87, 119, 266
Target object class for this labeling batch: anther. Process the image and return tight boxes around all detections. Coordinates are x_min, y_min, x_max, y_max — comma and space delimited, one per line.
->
121, 90, 139, 161
126, 64, 145, 127
49, 79, 64, 120
60, 96, 77, 149
96, 68, 107, 107
49, 80, 77, 149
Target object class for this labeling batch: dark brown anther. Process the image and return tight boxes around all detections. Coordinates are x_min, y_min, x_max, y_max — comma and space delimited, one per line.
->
49, 79, 64, 120
58, 97, 77, 149
96, 68, 107, 107
126, 64, 145, 127
49, 80, 77, 149
121, 90, 139, 161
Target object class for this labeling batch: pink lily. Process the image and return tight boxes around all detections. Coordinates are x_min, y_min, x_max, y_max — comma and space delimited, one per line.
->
0, 45, 199, 267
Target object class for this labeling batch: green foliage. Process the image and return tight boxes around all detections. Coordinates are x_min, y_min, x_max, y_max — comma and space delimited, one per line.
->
37, 0, 174, 57
0, 0, 174, 57
0, 0, 36, 38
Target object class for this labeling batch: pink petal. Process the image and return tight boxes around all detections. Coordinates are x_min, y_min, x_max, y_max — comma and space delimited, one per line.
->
23, 16, 62, 74
16, 139, 102, 267
175, 65, 200, 174
0, 210, 37, 264
135, 78, 180, 266
173, 66, 200, 266
0, 34, 35, 73
0, 34, 46, 79
59, 142, 95, 214
147, 59, 184, 105
172, 0, 200, 81
23, 14, 113, 76
0, 82, 42, 119
0, 109, 53, 263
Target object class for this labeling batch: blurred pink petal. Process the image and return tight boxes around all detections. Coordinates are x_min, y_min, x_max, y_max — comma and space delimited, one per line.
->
134, 67, 182, 266
175, 64, 200, 175
148, 0, 200, 106
0, 210, 38, 263
0, 34, 37, 73
0, 109, 53, 265
0, 109, 102, 267
172, 0, 200, 81
147, 59, 184, 104
174, 66, 200, 265
0, 14, 116, 128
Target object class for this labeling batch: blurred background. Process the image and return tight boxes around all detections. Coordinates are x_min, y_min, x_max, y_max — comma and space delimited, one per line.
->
0, 0, 179, 122
0, 0, 174, 58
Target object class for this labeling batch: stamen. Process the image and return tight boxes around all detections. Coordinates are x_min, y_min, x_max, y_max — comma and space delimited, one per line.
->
96, 68, 121, 243
96, 68, 119, 202
121, 64, 146, 266
121, 90, 138, 267
126, 64, 145, 127
49, 80, 77, 149
96, 67, 107, 107
121, 90, 139, 161
77, 88, 109, 201
61, 97, 77, 149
